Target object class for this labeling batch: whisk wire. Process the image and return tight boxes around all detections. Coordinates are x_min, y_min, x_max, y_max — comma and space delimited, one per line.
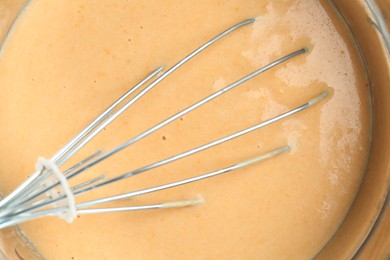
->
0, 145, 288, 229
0, 18, 330, 230
76, 146, 291, 211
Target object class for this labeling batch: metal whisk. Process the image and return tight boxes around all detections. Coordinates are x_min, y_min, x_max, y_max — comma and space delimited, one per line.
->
0, 18, 328, 229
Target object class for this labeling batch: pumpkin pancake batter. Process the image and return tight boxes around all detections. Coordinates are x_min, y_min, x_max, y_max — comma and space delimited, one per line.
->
0, 0, 371, 259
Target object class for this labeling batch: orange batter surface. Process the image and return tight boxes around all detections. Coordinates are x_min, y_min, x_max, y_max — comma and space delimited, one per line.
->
0, 0, 371, 259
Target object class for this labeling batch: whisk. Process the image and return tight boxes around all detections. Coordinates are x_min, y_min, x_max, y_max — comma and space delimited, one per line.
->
0, 18, 328, 229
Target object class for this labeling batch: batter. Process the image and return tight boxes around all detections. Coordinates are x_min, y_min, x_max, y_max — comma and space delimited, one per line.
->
0, 0, 371, 259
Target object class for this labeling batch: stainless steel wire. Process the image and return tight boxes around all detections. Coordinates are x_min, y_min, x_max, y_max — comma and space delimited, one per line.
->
0, 18, 329, 229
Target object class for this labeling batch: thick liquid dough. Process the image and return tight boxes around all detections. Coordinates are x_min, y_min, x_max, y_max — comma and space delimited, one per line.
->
0, 0, 371, 259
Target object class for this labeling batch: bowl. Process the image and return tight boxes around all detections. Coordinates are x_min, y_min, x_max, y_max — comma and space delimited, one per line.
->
0, 0, 389, 259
